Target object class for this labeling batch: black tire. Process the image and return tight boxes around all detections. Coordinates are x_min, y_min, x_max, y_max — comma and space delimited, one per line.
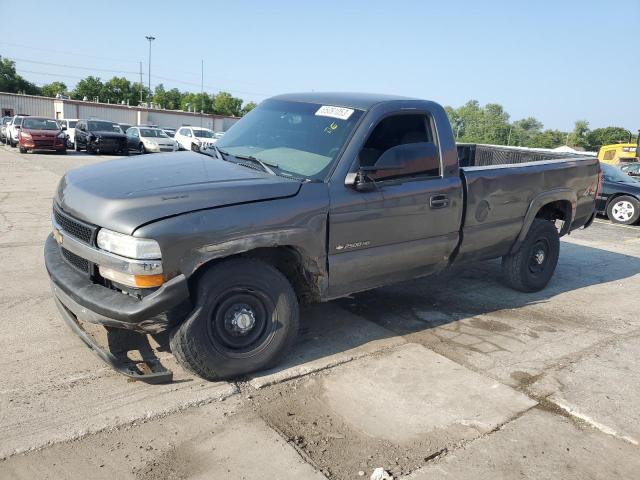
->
19, 146, 26, 154
191, 142, 200, 152
137, 143, 145, 154
606, 195, 640, 225
86, 142, 94, 154
59, 149, 67, 155
75, 141, 81, 152
170, 258, 299, 380
502, 219, 560, 293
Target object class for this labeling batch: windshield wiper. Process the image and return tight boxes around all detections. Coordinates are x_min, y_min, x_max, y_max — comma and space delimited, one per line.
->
225, 151, 277, 176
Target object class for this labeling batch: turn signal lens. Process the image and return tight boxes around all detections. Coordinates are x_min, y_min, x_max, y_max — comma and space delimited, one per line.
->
99, 266, 164, 288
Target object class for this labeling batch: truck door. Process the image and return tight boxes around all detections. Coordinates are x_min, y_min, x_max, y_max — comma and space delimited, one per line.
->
327, 111, 463, 298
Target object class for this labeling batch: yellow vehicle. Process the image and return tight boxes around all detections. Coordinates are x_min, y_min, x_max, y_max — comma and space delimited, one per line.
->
598, 143, 637, 164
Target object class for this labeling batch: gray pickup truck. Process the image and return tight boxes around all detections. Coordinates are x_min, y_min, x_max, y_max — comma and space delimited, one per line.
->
45, 92, 601, 382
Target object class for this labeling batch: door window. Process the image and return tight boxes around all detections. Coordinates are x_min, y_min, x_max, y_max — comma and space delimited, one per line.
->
358, 114, 440, 181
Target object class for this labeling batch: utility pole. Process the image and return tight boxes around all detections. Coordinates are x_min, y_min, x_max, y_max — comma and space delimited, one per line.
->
145, 36, 155, 101
139, 61, 143, 104
201, 59, 204, 127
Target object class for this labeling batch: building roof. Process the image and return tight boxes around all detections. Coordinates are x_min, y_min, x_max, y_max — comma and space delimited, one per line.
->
270, 92, 421, 110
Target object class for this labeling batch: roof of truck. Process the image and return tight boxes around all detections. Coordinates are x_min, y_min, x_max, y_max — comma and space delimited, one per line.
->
270, 92, 420, 110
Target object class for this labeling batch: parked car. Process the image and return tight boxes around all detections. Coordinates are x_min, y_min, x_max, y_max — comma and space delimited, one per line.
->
18, 117, 67, 154
45, 92, 600, 382
58, 119, 79, 148
126, 126, 179, 153
596, 163, 640, 225
118, 123, 133, 134
174, 126, 217, 151
0, 116, 12, 144
214, 131, 225, 140
162, 128, 176, 138
598, 143, 637, 164
6, 115, 28, 148
74, 119, 128, 155
620, 162, 640, 177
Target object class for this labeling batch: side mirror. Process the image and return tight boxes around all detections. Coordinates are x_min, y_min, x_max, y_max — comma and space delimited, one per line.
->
61, 125, 67, 131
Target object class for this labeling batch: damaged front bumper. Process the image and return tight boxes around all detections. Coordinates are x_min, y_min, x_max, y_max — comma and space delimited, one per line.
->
45, 234, 192, 382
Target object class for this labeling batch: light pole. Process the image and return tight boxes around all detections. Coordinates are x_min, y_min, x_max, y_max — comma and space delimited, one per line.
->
145, 35, 155, 101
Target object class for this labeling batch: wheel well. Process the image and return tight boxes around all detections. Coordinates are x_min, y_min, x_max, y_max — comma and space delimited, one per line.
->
535, 200, 572, 235
189, 247, 323, 304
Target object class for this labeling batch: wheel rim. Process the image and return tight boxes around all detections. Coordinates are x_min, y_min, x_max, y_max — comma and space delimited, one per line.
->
207, 287, 275, 356
612, 201, 635, 222
528, 238, 550, 275
138, 144, 144, 154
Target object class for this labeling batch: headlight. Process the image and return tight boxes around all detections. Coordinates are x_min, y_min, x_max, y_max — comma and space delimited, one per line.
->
96, 228, 161, 259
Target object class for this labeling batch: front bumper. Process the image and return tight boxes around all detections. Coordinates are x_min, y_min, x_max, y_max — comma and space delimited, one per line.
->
45, 234, 192, 333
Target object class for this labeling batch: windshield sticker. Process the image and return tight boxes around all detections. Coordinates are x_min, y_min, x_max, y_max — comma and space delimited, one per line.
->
315, 105, 354, 120
324, 122, 338, 134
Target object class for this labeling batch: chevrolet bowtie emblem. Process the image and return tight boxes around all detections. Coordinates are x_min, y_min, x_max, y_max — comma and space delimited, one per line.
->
52, 228, 63, 245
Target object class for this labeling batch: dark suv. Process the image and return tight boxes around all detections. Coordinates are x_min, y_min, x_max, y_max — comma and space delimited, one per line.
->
74, 119, 128, 155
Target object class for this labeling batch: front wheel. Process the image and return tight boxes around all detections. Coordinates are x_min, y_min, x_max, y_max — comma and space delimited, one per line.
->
19, 146, 27, 154
137, 143, 145, 154
170, 258, 299, 380
607, 196, 640, 225
502, 219, 560, 292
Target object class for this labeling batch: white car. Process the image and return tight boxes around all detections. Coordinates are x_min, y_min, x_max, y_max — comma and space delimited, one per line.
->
7, 116, 27, 148
58, 119, 79, 148
126, 126, 180, 153
174, 126, 217, 151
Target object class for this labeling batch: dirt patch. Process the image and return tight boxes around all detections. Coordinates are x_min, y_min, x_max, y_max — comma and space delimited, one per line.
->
242, 377, 451, 480
468, 318, 513, 332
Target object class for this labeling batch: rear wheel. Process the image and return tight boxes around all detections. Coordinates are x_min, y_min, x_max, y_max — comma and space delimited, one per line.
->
170, 258, 299, 380
502, 219, 560, 292
607, 195, 640, 225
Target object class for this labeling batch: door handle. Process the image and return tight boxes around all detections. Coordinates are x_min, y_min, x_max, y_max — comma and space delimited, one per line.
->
429, 194, 449, 209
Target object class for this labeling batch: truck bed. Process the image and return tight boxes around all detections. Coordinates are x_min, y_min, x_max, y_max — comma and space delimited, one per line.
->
454, 144, 600, 264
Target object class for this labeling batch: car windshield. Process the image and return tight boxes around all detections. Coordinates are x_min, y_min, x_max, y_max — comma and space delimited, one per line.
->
602, 163, 639, 183
216, 99, 364, 180
140, 128, 168, 138
23, 118, 59, 130
88, 121, 122, 132
2, 118, 11, 125
193, 129, 214, 138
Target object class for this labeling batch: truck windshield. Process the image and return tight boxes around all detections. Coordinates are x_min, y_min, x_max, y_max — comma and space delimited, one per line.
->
215, 99, 364, 180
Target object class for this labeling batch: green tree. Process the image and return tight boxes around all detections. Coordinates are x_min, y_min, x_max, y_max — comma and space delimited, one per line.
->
528, 129, 567, 149
213, 91, 243, 117
585, 127, 634, 150
40, 81, 68, 98
100, 77, 135, 105
0, 56, 40, 94
510, 117, 543, 146
241, 101, 257, 116
567, 120, 589, 149
71, 76, 104, 101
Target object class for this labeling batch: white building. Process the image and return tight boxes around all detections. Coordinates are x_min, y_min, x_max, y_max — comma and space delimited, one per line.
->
0, 92, 240, 131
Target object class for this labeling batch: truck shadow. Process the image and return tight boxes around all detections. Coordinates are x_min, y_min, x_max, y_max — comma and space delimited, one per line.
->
261, 240, 640, 378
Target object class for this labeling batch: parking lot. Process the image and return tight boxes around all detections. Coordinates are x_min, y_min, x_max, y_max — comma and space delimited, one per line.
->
0, 144, 639, 479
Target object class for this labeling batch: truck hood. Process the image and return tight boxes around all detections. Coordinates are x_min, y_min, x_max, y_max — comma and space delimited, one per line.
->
55, 151, 302, 235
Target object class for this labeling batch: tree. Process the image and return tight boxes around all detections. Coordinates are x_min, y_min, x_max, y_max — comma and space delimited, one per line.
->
567, 120, 589, 149
213, 91, 243, 117
100, 77, 135, 105
0, 56, 40, 95
71, 76, 103, 101
241, 101, 257, 116
510, 117, 543, 146
40, 81, 68, 98
585, 127, 634, 150
528, 129, 567, 149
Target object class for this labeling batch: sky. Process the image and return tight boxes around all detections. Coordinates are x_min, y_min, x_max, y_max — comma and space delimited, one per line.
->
1, 0, 637, 131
